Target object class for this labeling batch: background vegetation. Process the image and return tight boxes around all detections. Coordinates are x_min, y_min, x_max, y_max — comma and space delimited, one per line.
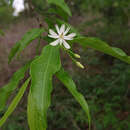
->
0, 0, 130, 129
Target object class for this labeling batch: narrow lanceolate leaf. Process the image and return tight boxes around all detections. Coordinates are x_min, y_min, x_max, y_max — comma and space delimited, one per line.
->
72, 37, 130, 64
56, 68, 91, 129
28, 45, 61, 130
47, 0, 72, 16
0, 62, 30, 111
8, 42, 20, 64
0, 78, 30, 127
8, 28, 44, 63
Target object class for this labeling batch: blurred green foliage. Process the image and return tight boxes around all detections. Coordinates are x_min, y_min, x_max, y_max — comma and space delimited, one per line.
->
0, 0, 14, 26
74, 50, 130, 130
70, 0, 130, 49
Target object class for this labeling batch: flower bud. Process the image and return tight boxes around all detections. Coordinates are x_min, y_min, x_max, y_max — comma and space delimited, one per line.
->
74, 53, 80, 58
76, 62, 84, 69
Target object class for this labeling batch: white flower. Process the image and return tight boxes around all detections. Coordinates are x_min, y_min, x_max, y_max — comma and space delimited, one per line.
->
48, 24, 76, 49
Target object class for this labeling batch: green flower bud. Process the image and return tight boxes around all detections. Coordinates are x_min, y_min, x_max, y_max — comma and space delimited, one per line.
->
76, 62, 84, 69
74, 53, 80, 58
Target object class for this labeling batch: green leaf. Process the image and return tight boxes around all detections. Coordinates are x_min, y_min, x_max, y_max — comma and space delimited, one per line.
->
27, 45, 61, 130
0, 62, 30, 111
0, 78, 30, 127
47, 0, 72, 16
8, 28, 44, 63
56, 68, 91, 129
111, 47, 127, 56
8, 42, 20, 64
72, 37, 130, 64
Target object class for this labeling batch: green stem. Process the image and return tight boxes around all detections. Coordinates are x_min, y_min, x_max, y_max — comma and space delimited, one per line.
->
61, 46, 77, 63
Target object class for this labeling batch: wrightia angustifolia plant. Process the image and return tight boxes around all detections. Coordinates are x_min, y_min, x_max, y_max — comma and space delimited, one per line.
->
0, 0, 130, 130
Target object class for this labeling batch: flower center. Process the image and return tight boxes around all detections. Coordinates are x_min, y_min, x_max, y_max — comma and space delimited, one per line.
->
59, 33, 64, 39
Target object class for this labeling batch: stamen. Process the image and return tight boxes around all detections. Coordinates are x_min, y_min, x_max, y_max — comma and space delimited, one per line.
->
60, 33, 64, 39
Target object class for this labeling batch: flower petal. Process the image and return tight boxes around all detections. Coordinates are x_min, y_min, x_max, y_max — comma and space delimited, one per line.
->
64, 27, 70, 35
59, 38, 63, 45
60, 24, 65, 34
55, 24, 60, 34
49, 29, 58, 36
50, 39, 59, 46
66, 33, 76, 39
63, 40, 71, 49
64, 36, 73, 40
48, 34, 59, 39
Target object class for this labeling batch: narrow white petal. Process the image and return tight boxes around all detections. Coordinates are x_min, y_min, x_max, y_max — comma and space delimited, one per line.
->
63, 40, 71, 49
50, 39, 59, 46
49, 29, 58, 36
59, 38, 63, 45
64, 27, 70, 35
55, 24, 60, 34
60, 24, 65, 34
48, 34, 59, 39
66, 33, 76, 39
64, 36, 73, 40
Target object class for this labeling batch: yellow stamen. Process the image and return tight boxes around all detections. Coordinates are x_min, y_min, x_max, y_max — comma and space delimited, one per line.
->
60, 33, 64, 39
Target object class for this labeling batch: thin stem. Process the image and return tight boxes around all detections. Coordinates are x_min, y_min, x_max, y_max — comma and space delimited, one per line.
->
61, 46, 78, 65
